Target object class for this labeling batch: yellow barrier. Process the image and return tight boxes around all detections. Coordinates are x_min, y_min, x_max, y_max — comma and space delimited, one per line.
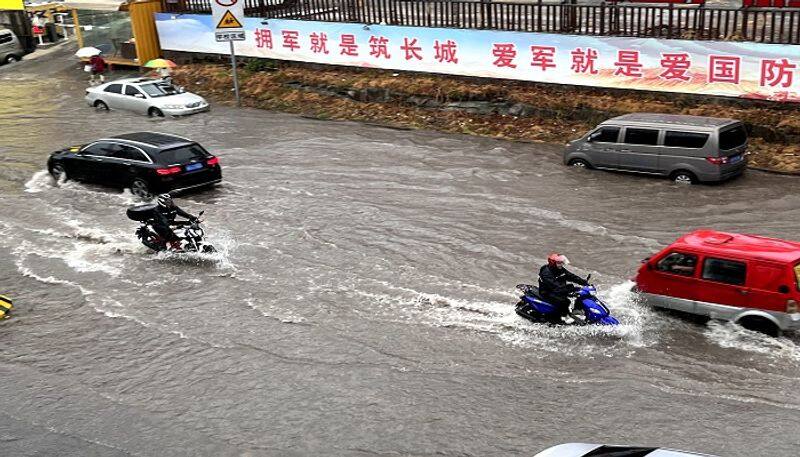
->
0, 0, 24, 11
0, 294, 12, 319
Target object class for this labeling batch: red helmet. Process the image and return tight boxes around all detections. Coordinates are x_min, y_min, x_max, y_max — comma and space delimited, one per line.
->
547, 253, 569, 268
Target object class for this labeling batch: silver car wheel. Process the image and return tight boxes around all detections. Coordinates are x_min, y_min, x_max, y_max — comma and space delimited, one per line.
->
674, 174, 693, 185
130, 179, 152, 200
6, 55, 19, 63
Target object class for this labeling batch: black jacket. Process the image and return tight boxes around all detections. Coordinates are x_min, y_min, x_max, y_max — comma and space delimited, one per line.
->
153, 204, 195, 229
538, 264, 588, 297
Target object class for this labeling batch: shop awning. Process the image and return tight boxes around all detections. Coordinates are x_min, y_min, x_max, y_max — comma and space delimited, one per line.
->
61, 0, 129, 11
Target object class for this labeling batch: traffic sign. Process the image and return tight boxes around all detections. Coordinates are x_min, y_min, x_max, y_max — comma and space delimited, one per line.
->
211, 0, 245, 107
212, 0, 244, 38
215, 31, 245, 42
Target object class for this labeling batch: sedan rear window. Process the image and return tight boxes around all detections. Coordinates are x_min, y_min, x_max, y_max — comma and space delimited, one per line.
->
719, 125, 747, 150
158, 144, 208, 164
664, 131, 709, 148
702, 258, 746, 285
104, 84, 123, 94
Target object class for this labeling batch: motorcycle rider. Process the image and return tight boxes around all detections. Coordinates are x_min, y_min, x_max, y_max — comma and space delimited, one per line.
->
152, 193, 198, 251
538, 253, 588, 324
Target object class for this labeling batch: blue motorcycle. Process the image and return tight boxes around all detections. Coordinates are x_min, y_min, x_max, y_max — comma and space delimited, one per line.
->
515, 276, 619, 326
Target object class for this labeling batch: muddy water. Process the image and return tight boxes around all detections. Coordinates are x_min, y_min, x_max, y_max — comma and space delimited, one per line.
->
1, 52, 799, 456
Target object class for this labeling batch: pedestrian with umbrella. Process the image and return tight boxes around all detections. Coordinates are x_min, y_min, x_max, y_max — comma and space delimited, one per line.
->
145, 58, 177, 83
76, 47, 106, 85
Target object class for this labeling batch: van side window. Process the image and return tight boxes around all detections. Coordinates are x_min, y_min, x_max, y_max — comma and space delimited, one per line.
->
702, 258, 746, 285
656, 252, 697, 276
794, 263, 800, 291
624, 128, 659, 145
0, 33, 12, 44
664, 131, 709, 148
589, 127, 620, 143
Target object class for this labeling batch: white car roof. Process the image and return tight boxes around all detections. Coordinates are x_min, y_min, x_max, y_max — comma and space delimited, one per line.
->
533, 443, 718, 457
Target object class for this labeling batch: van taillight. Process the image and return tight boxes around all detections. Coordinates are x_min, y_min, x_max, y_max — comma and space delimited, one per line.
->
207, 157, 219, 166
706, 156, 729, 165
787, 300, 798, 313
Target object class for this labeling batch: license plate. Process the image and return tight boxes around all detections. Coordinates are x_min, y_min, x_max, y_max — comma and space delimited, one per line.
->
729, 154, 743, 164
185, 163, 203, 171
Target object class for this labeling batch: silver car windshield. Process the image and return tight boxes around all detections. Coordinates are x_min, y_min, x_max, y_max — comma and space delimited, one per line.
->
139, 83, 180, 98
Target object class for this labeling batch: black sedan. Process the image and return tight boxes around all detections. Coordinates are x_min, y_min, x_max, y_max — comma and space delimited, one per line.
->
47, 132, 222, 199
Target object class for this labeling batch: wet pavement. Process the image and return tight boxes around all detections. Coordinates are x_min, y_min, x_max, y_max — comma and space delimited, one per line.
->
1, 49, 800, 456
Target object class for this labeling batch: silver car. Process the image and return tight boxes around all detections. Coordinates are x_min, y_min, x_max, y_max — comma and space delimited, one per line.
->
564, 113, 748, 184
534, 443, 718, 457
0, 28, 25, 64
85, 77, 210, 117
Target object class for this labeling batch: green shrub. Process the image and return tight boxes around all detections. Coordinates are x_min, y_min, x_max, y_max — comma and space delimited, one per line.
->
244, 59, 278, 72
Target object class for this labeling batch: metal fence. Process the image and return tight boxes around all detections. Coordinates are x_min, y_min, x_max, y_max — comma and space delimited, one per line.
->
163, 0, 800, 44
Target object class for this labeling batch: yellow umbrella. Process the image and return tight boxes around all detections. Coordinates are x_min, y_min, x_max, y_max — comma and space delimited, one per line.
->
144, 58, 177, 69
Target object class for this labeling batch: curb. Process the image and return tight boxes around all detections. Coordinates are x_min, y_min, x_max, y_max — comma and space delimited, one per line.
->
748, 166, 800, 176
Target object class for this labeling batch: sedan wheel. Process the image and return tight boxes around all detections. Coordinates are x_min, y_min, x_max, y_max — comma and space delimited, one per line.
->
149, 108, 164, 118
94, 100, 109, 111
50, 163, 66, 181
6, 55, 20, 64
130, 179, 152, 200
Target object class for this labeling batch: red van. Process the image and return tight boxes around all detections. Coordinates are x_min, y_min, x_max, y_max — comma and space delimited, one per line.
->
635, 230, 800, 336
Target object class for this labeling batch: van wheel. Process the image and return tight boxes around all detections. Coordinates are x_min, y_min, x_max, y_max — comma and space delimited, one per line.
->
94, 100, 109, 111
569, 159, 592, 169
149, 108, 164, 118
737, 316, 781, 337
670, 170, 697, 185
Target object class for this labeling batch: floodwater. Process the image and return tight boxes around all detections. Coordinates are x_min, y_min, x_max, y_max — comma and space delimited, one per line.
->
1, 50, 799, 457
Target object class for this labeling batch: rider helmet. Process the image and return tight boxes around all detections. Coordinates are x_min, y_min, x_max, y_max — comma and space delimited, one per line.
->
547, 253, 569, 269
156, 193, 173, 208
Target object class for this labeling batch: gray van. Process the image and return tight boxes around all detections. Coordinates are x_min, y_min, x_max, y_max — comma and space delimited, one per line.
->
563, 113, 748, 184
0, 28, 24, 64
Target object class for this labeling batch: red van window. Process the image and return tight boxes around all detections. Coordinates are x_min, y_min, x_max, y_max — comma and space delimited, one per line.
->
656, 252, 698, 276
749, 263, 786, 291
795, 263, 800, 291
702, 258, 746, 285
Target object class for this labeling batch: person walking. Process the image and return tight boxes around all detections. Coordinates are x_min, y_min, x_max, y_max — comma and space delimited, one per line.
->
89, 53, 107, 85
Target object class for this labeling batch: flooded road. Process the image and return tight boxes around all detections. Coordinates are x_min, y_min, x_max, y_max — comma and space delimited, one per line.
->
1, 52, 799, 456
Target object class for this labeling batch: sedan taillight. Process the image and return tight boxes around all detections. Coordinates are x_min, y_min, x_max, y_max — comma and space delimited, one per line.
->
156, 166, 182, 176
207, 157, 219, 166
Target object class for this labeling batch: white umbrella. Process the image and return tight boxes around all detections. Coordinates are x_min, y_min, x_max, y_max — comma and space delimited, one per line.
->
75, 47, 102, 58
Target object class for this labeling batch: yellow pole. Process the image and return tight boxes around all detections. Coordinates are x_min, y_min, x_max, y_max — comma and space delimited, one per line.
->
71, 8, 83, 49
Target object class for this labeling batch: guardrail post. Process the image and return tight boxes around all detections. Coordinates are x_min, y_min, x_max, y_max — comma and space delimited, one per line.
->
667, 3, 673, 38
481, 0, 492, 30
599, 1, 605, 35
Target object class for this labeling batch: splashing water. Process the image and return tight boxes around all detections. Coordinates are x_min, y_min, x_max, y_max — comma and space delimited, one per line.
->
704, 321, 800, 363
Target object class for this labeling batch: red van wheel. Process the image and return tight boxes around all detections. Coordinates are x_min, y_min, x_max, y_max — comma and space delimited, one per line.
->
737, 316, 781, 337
